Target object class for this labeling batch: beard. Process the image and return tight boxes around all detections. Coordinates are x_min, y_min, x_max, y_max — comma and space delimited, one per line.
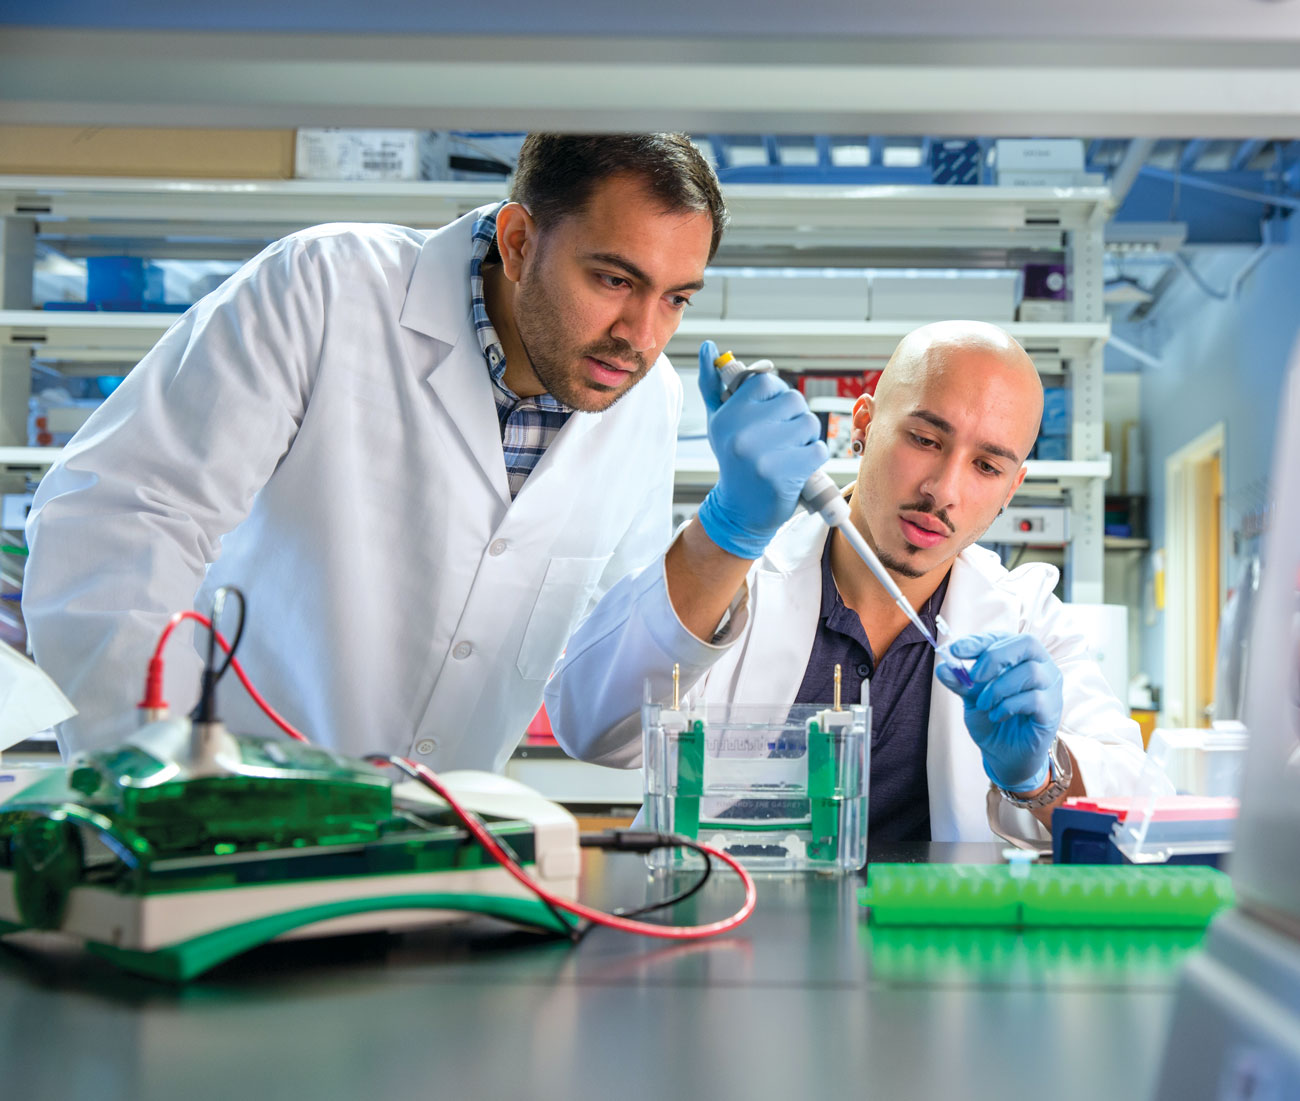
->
875, 545, 927, 579
513, 264, 651, 413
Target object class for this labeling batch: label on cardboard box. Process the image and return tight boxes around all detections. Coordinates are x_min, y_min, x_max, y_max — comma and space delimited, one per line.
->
294, 129, 427, 181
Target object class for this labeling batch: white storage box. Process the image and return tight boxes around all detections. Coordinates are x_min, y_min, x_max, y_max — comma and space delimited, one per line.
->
686, 274, 725, 320
870, 270, 1020, 322
994, 139, 1086, 174
997, 170, 1105, 188
295, 129, 431, 181
1018, 299, 1070, 323
723, 271, 869, 321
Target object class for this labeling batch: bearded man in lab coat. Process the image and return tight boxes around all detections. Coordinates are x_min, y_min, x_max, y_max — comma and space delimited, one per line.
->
24, 133, 726, 767
546, 322, 1146, 843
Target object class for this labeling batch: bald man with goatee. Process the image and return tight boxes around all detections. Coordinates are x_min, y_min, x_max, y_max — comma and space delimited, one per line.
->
546, 321, 1147, 846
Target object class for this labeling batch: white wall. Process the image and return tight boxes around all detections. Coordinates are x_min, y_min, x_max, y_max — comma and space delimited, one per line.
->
1122, 229, 1300, 703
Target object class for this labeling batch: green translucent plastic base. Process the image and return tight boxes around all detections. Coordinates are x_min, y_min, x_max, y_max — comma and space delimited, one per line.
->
2, 892, 572, 982
859, 863, 1234, 928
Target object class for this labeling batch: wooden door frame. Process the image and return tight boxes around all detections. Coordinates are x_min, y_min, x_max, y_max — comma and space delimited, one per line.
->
1163, 422, 1226, 728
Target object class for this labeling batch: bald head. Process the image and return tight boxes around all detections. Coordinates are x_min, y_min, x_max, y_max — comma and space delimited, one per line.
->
875, 321, 1043, 459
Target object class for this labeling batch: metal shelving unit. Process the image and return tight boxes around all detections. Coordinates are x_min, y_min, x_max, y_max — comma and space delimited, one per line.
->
0, 175, 1114, 600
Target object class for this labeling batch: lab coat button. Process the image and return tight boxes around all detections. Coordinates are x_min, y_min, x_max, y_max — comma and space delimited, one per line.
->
488, 539, 508, 557
415, 738, 437, 755
453, 641, 473, 659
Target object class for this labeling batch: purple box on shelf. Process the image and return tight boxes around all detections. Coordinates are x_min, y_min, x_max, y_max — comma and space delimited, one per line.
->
1024, 263, 1067, 300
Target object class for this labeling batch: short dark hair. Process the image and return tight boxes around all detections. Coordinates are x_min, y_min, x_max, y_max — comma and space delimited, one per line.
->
509, 133, 728, 260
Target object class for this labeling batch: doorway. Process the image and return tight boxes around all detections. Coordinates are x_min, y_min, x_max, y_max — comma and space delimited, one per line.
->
1164, 423, 1225, 728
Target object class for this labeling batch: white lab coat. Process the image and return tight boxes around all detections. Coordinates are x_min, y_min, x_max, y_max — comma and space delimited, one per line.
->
24, 208, 681, 768
546, 509, 1147, 842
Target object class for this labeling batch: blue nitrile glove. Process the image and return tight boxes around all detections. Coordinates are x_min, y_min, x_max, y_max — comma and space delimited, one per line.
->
694, 340, 829, 560
934, 632, 1064, 793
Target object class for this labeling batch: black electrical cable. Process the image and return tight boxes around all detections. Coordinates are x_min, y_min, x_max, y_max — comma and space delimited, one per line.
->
190, 585, 247, 723
209, 586, 247, 683
573, 831, 715, 943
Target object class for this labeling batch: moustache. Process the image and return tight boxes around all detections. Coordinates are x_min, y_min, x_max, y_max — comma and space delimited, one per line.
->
900, 500, 955, 533
582, 342, 647, 373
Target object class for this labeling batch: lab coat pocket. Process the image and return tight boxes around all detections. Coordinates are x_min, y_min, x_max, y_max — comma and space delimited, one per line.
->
516, 554, 612, 681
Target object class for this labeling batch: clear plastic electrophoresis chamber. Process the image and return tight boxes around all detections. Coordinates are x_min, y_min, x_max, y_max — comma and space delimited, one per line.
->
642, 690, 869, 873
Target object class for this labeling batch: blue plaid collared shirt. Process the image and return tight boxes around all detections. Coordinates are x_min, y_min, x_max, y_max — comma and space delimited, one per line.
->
469, 203, 572, 499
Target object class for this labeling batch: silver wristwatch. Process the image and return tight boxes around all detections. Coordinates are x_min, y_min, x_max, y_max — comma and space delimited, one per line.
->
997, 737, 1073, 809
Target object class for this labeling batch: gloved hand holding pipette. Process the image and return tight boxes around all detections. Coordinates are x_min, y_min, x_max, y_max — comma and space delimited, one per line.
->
935, 633, 1064, 792
695, 340, 829, 560
697, 343, 941, 648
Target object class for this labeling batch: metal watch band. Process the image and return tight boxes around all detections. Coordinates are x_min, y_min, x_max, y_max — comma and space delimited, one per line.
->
997, 737, 1073, 809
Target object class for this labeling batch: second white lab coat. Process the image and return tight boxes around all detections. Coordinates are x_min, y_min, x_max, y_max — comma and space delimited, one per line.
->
25, 208, 681, 769
546, 510, 1148, 842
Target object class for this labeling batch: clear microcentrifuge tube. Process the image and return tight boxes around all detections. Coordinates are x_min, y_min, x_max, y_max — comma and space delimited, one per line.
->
934, 614, 976, 690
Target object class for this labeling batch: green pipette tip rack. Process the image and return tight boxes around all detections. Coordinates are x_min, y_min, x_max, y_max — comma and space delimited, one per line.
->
858, 863, 1234, 928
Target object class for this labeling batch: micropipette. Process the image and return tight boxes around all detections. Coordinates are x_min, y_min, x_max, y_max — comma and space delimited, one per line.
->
713, 350, 975, 689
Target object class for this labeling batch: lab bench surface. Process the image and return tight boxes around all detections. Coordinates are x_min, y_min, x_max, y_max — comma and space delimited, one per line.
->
1, 842, 1188, 1101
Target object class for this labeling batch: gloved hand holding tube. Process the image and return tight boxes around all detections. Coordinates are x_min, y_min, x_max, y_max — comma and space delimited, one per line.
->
694, 340, 829, 560
935, 633, 1065, 792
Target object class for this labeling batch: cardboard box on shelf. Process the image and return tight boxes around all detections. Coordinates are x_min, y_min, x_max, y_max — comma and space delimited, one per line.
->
0, 126, 295, 178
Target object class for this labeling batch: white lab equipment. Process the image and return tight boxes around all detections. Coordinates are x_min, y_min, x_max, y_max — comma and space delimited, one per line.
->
0, 642, 75, 754
1154, 340, 1300, 1097
643, 688, 869, 873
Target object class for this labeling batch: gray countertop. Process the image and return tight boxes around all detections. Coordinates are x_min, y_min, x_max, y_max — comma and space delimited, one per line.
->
1, 842, 1190, 1101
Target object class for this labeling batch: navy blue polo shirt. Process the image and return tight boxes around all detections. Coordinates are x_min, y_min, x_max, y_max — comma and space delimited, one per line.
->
793, 532, 951, 843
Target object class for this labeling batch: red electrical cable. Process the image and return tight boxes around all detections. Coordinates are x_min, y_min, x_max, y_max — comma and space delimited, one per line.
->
143, 611, 757, 940
393, 757, 757, 940
142, 610, 308, 742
